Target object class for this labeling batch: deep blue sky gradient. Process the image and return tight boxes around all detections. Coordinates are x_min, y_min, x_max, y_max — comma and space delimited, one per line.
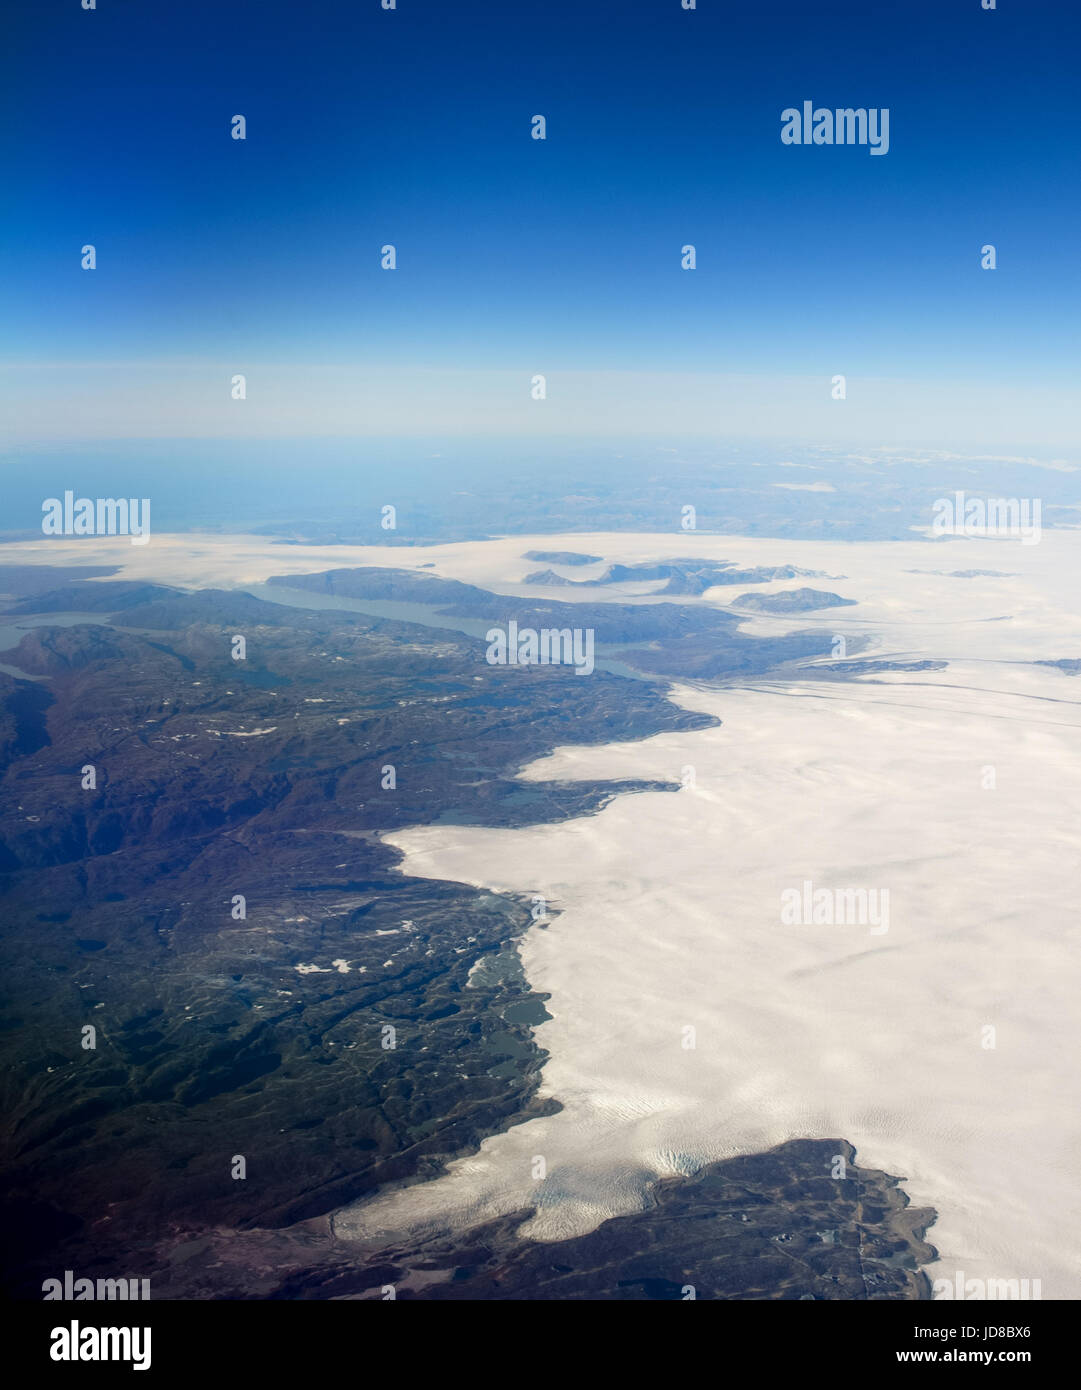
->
4, 0, 1079, 386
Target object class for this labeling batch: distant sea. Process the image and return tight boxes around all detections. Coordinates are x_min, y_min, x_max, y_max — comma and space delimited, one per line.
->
2, 437, 1077, 545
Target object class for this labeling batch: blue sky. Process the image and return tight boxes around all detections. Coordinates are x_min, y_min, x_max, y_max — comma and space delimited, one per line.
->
3, 0, 1079, 444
